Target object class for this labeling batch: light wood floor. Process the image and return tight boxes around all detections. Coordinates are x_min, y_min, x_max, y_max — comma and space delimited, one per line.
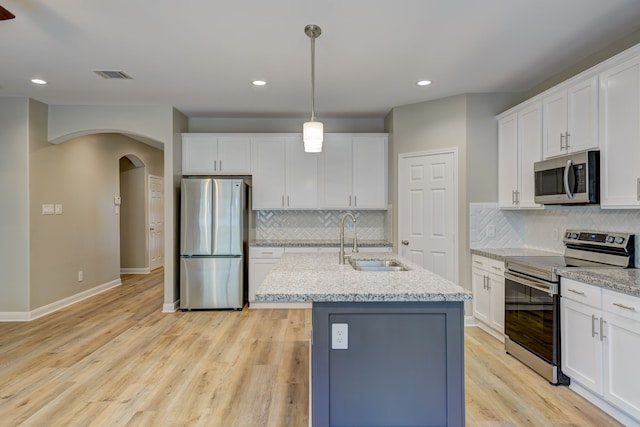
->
0, 269, 622, 426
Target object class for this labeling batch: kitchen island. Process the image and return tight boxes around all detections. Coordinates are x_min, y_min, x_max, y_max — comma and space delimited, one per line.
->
255, 252, 472, 427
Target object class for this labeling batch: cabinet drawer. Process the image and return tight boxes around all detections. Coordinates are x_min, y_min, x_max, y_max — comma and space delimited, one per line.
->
603, 289, 640, 321
488, 259, 504, 276
249, 247, 284, 258
471, 255, 490, 270
561, 278, 602, 307
284, 247, 318, 253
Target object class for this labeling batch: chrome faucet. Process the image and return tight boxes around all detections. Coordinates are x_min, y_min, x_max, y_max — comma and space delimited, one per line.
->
339, 212, 359, 264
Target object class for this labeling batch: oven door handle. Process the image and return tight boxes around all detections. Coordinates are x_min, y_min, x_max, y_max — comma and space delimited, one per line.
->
504, 270, 557, 295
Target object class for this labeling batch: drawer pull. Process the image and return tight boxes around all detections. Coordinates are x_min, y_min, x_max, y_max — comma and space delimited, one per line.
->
612, 302, 636, 311
474, 260, 483, 265
491, 266, 502, 271
262, 252, 273, 255
568, 289, 585, 296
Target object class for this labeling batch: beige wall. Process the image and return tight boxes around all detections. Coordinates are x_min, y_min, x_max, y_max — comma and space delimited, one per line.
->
0, 98, 30, 313
29, 132, 163, 309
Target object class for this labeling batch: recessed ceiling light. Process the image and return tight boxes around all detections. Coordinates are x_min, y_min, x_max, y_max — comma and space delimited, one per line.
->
252, 80, 267, 86
31, 78, 47, 85
416, 80, 432, 86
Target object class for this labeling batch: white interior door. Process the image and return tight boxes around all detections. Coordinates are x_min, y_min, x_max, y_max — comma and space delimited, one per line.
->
149, 175, 164, 270
398, 150, 457, 283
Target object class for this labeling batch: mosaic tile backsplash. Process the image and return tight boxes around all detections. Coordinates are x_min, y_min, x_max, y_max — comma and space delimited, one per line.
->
255, 210, 387, 241
470, 203, 640, 265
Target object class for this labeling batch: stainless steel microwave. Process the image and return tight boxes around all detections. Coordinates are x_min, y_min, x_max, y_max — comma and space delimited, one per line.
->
534, 150, 600, 205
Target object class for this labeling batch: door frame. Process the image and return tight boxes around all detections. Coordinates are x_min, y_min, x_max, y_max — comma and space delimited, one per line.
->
397, 148, 459, 284
149, 174, 164, 271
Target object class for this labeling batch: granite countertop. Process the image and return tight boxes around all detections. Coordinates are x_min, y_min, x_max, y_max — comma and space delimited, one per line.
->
470, 247, 562, 261
254, 252, 472, 303
559, 268, 640, 298
252, 239, 392, 248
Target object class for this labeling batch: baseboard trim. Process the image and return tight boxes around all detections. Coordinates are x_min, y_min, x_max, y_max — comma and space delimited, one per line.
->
163, 300, 180, 313
120, 267, 151, 275
570, 381, 640, 427
0, 278, 122, 322
464, 315, 477, 326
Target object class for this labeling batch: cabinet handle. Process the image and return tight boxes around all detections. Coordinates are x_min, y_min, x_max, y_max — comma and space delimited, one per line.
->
612, 302, 636, 311
568, 288, 586, 296
560, 133, 565, 150
262, 252, 273, 255
213, 160, 217, 172
486, 276, 491, 290
354, 195, 357, 207
515, 190, 520, 205
474, 260, 483, 265
600, 317, 606, 341
287, 196, 290, 207
591, 315, 598, 338
219, 160, 222, 171
565, 132, 570, 149
349, 195, 352, 206
491, 266, 501, 271
282, 196, 285, 207
512, 190, 516, 205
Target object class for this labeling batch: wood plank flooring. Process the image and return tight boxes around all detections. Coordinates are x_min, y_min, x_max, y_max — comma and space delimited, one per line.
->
0, 269, 622, 426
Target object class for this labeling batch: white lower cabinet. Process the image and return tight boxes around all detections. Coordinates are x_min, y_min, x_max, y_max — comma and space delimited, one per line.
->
561, 277, 640, 425
471, 255, 505, 340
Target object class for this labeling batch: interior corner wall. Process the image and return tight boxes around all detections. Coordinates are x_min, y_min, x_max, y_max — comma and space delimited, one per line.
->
29, 132, 163, 310
120, 167, 147, 269
0, 98, 30, 312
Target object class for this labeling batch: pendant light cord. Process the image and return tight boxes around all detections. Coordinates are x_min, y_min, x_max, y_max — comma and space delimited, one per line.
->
310, 33, 316, 122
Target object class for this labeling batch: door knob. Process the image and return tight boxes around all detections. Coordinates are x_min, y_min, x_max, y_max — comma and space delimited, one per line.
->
401, 240, 409, 246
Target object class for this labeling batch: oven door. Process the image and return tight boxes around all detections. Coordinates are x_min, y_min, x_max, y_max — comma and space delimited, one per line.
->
504, 271, 559, 365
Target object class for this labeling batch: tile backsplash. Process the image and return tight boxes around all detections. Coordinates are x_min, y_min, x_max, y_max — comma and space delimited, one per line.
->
470, 203, 640, 264
254, 210, 387, 241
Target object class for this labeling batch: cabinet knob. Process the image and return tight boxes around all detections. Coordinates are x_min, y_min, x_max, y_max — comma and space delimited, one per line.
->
401, 240, 409, 246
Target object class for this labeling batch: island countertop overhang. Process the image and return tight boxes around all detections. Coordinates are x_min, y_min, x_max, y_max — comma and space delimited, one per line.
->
254, 252, 472, 303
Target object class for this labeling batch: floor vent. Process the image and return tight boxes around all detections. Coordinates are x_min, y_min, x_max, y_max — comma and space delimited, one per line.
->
92, 70, 133, 79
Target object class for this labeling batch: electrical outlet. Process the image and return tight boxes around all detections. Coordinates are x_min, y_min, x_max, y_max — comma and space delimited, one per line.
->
332, 323, 348, 350
553, 228, 559, 241
486, 224, 495, 238
78, 270, 83, 282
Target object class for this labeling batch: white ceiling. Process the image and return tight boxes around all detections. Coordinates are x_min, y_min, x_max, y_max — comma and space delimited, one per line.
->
2, 0, 640, 119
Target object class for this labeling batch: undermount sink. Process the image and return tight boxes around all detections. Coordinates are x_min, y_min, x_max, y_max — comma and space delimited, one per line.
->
349, 259, 409, 272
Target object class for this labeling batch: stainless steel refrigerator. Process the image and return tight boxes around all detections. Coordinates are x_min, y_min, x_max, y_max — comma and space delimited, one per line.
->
180, 178, 247, 310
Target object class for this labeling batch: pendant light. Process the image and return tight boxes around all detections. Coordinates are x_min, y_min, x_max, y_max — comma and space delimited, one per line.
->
303, 24, 323, 153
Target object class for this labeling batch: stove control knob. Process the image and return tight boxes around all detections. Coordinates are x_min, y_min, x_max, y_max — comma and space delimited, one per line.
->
571, 233, 579, 239
565, 232, 572, 239
606, 235, 615, 243
615, 236, 625, 244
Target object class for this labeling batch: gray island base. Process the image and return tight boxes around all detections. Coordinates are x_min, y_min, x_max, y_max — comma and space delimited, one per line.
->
254, 252, 472, 427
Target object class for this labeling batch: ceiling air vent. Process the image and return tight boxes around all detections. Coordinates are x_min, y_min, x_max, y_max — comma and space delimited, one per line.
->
92, 70, 133, 79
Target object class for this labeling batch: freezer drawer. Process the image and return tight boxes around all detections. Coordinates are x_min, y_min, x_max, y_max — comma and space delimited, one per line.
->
180, 257, 243, 309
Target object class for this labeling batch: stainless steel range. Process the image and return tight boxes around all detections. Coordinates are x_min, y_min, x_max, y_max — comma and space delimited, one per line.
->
503, 229, 634, 385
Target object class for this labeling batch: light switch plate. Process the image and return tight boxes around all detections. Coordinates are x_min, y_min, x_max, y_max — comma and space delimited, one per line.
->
55, 204, 63, 215
332, 323, 348, 350
42, 204, 54, 215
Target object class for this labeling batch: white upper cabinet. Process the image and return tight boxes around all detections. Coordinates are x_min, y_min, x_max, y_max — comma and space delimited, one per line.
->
318, 134, 388, 210
182, 134, 251, 174
498, 102, 543, 209
251, 136, 318, 210
542, 76, 598, 158
599, 55, 640, 209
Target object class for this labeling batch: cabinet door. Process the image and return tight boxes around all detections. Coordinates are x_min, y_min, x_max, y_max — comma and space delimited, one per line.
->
248, 258, 279, 303
353, 136, 387, 209
251, 138, 285, 209
603, 312, 640, 420
472, 268, 490, 324
518, 102, 543, 209
318, 136, 353, 209
285, 137, 318, 209
182, 135, 218, 174
489, 273, 505, 333
561, 298, 603, 394
567, 76, 598, 153
543, 89, 568, 158
218, 137, 251, 174
599, 56, 640, 208
498, 113, 518, 208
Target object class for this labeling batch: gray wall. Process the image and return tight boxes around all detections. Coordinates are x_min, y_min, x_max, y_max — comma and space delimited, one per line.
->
385, 94, 517, 312
188, 116, 385, 133
0, 98, 30, 312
